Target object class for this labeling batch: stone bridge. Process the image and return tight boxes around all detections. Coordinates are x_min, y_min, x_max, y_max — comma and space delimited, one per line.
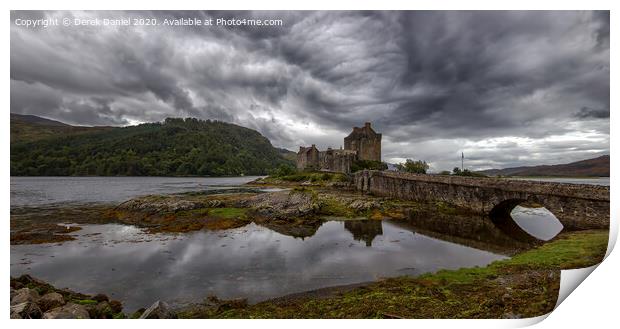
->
354, 170, 609, 230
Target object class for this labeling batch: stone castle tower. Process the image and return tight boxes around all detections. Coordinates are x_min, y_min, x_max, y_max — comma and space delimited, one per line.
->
344, 122, 382, 162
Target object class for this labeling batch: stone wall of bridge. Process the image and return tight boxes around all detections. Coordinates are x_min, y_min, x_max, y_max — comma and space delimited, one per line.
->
353, 170, 610, 230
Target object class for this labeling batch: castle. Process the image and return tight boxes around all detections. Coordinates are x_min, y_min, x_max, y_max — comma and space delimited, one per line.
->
297, 122, 382, 174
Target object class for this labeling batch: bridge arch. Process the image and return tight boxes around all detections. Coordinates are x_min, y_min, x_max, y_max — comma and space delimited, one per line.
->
489, 198, 564, 242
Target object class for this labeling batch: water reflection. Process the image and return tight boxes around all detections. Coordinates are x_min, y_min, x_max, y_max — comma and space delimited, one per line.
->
344, 220, 383, 246
510, 205, 564, 241
402, 207, 536, 255
11, 220, 507, 312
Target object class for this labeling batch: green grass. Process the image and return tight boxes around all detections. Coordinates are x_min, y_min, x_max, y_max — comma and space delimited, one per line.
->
504, 230, 608, 269
427, 230, 608, 284
209, 207, 248, 219
73, 299, 99, 305
272, 172, 349, 183
319, 198, 357, 217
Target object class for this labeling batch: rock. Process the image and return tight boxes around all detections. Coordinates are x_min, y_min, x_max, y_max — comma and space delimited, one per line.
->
93, 293, 109, 302
43, 303, 90, 319
116, 196, 206, 214
87, 301, 114, 319
216, 298, 248, 311
130, 307, 146, 319
249, 191, 320, 219
348, 199, 380, 211
11, 301, 42, 319
109, 300, 123, 313
11, 288, 40, 306
39, 292, 65, 311
502, 312, 522, 319
14, 274, 47, 286
139, 301, 177, 319
207, 200, 223, 208
501, 293, 512, 304
11, 281, 24, 290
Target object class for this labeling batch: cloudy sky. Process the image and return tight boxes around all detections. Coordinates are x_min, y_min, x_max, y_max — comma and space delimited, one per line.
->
10, 11, 609, 171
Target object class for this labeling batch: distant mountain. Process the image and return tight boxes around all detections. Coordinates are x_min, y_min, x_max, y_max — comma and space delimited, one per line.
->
11, 115, 293, 176
277, 148, 297, 161
11, 113, 113, 143
479, 155, 609, 177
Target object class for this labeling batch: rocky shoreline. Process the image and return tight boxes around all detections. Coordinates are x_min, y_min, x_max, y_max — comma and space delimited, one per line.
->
10, 186, 396, 244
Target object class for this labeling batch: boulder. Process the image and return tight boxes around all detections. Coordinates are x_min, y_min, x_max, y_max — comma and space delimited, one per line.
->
43, 303, 90, 319
216, 298, 248, 312
39, 292, 65, 312
116, 197, 205, 214
130, 308, 146, 319
109, 300, 123, 313
11, 288, 39, 306
207, 200, 223, 208
11, 301, 42, 319
93, 293, 109, 302
249, 191, 320, 219
14, 274, 47, 286
348, 199, 380, 211
139, 301, 177, 319
87, 301, 115, 319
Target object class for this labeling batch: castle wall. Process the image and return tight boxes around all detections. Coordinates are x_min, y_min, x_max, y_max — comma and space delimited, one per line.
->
319, 149, 357, 174
296, 146, 319, 170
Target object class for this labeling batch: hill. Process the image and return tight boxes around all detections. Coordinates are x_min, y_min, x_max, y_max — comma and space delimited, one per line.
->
277, 148, 297, 162
11, 116, 293, 176
11, 113, 113, 143
479, 155, 609, 177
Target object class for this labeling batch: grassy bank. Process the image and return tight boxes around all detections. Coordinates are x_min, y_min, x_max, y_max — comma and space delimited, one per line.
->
179, 230, 608, 319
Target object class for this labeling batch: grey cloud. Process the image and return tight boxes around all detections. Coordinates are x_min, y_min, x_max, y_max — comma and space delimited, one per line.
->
574, 106, 609, 119
10, 10, 609, 170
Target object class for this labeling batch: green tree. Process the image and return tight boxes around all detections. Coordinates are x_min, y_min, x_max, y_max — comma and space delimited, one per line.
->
397, 159, 429, 174
272, 164, 296, 177
350, 160, 388, 173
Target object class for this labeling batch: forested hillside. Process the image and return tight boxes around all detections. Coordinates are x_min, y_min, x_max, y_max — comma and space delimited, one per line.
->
11, 116, 293, 176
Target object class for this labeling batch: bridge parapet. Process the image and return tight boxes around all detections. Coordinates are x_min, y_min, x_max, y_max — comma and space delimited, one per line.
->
354, 170, 610, 230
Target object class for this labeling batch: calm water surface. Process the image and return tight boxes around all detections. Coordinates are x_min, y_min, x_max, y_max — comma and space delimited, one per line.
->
10, 220, 507, 312
509, 177, 609, 186
10, 176, 263, 207
510, 206, 564, 241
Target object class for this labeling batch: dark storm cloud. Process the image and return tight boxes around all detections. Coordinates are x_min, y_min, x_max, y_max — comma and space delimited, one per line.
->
574, 106, 609, 119
10, 10, 609, 170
